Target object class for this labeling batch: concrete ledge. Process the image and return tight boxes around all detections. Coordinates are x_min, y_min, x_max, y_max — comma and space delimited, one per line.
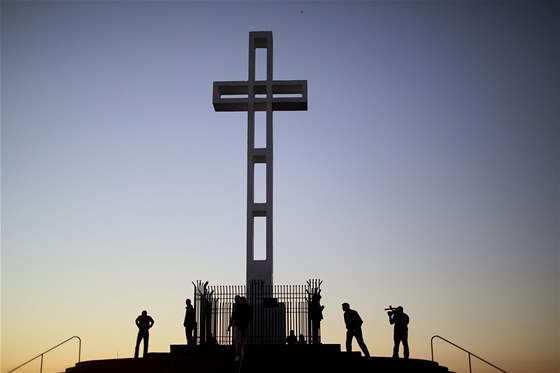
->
66, 344, 455, 373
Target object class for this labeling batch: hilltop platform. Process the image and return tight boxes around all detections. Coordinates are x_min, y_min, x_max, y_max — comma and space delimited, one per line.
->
65, 344, 454, 373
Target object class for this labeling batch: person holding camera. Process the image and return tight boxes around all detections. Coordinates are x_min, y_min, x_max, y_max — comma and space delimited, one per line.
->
387, 306, 409, 359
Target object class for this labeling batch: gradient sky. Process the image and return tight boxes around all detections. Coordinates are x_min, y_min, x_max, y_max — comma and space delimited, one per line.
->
2, 1, 558, 373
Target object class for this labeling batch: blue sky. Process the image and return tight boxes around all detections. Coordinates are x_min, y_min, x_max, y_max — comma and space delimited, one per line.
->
2, 2, 558, 373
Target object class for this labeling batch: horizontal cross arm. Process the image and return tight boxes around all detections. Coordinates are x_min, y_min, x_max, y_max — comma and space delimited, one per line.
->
213, 80, 307, 112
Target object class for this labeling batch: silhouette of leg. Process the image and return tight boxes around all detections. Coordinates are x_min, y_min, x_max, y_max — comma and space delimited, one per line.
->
354, 328, 370, 357
402, 337, 409, 359
239, 329, 246, 358
143, 333, 149, 357
312, 321, 321, 344
187, 327, 195, 345
393, 335, 400, 358
345, 330, 354, 352
392, 343, 399, 358
234, 326, 243, 360
134, 332, 142, 358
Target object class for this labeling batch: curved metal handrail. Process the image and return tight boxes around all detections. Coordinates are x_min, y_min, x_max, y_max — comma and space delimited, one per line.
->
8, 335, 81, 373
431, 335, 507, 373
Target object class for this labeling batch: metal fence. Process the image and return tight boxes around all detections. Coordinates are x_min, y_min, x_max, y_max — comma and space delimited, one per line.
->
192, 280, 323, 346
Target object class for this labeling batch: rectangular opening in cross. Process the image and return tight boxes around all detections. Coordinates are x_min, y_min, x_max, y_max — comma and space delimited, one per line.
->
254, 163, 267, 203
254, 216, 267, 260
216, 83, 248, 100
255, 111, 266, 147
256, 47, 267, 81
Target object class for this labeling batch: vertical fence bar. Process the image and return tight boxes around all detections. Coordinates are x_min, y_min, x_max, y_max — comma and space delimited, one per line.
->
77, 337, 81, 363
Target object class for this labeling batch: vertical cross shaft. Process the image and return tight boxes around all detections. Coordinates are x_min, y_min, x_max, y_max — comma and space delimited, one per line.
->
213, 32, 308, 287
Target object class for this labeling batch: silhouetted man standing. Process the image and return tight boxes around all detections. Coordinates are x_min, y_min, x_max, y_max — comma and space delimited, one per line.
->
228, 295, 252, 361
184, 298, 196, 345
342, 303, 370, 357
388, 306, 409, 359
134, 310, 155, 358
309, 293, 324, 344
286, 330, 297, 345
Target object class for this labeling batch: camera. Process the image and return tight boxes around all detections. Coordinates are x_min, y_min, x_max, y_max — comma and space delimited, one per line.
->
384, 305, 395, 315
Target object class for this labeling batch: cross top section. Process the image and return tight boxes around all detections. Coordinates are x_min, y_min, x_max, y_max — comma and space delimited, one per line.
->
212, 32, 308, 287
213, 31, 307, 112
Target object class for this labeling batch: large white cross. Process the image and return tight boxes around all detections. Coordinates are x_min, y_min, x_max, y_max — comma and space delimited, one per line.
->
213, 31, 308, 287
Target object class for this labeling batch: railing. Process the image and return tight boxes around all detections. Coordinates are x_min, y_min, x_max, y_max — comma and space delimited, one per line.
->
8, 335, 81, 373
193, 279, 323, 345
431, 335, 507, 373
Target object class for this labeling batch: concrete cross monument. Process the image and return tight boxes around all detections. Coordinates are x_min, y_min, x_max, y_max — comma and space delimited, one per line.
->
213, 31, 308, 288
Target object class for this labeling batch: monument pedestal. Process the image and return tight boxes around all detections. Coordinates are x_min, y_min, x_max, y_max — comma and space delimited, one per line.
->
65, 344, 455, 373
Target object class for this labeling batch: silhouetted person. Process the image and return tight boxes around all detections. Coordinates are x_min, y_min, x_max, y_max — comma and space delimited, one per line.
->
228, 295, 240, 352
342, 303, 370, 357
298, 334, 307, 345
309, 293, 324, 344
388, 306, 409, 359
134, 310, 154, 358
228, 295, 252, 361
183, 298, 196, 345
205, 333, 219, 347
286, 330, 297, 345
